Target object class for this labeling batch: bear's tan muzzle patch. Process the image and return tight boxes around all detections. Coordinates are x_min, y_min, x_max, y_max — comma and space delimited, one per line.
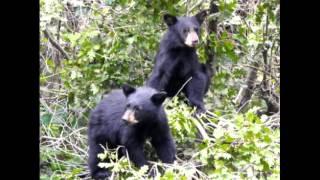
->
122, 109, 138, 124
184, 30, 199, 47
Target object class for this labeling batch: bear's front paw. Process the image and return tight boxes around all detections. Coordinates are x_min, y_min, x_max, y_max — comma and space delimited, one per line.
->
193, 107, 207, 117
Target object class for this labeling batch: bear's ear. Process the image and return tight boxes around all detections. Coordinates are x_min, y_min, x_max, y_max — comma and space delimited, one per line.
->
164, 14, 178, 26
195, 10, 208, 24
151, 92, 167, 105
122, 84, 136, 97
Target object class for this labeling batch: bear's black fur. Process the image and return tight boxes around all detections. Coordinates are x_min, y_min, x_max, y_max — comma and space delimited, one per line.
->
88, 85, 176, 179
147, 10, 213, 114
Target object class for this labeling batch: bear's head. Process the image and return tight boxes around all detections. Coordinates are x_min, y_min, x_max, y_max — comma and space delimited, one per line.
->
121, 84, 167, 125
163, 10, 208, 48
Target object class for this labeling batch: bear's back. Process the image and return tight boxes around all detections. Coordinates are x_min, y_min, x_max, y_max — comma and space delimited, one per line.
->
90, 89, 127, 126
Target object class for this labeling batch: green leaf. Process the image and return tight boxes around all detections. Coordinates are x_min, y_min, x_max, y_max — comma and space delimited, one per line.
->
213, 128, 225, 139
252, 124, 261, 134
46, 59, 55, 71
126, 36, 135, 44
161, 169, 175, 180
224, 40, 234, 51
98, 162, 113, 169
88, 50, 96, 58
41, 113, 52, 125
263, 135, 272, 143
97, 153, 107, 160
70, 70, 77, 79
93, 44, 100, 50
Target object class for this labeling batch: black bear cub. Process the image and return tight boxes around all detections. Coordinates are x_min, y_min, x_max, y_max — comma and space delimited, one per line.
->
147, 10, 213, 114
88, 84, 176, 179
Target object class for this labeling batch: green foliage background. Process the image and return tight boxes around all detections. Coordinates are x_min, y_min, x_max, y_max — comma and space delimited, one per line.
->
40, 0, 280, 179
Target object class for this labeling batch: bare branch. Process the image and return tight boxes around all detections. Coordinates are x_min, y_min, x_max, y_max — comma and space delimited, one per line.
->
43, 29, 70, 60
234, 62, 259, 109
239, 64, 279, 82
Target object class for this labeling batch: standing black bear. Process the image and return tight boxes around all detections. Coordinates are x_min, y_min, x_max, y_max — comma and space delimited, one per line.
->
147, 10, 213, 114
88, 85, 176, 179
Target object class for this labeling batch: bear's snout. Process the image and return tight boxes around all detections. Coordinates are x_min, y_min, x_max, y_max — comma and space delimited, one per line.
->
122, 109, 138, 124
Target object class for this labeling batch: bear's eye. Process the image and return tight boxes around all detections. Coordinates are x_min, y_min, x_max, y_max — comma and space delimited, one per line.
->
126, 104, 131, 108
183, 28, 188, 34
194, 27, 199, 32
133, 105, 141, 111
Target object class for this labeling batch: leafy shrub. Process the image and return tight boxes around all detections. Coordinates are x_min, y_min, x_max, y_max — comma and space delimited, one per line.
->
93, 100, 279, 179
40, 0, 280, 179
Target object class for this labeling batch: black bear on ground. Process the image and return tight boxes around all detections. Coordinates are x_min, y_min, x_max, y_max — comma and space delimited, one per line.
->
147, 10, 213, 114
88, 85, 176, 179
